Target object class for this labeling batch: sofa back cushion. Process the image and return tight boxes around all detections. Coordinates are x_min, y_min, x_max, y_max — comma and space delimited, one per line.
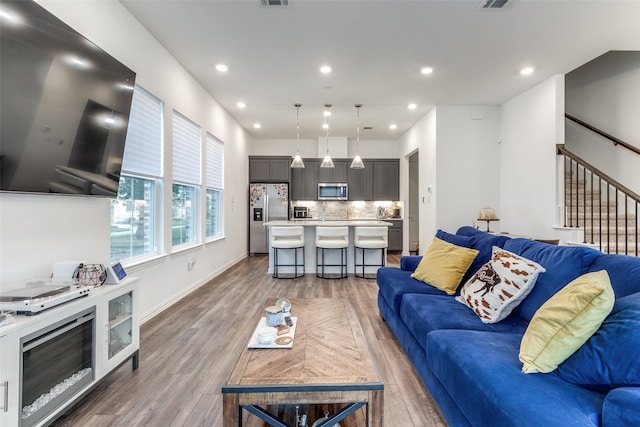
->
555, 292, 640, 392
588, 253, 640, 298
456, 226, 512, 277
503, 239, 601, 321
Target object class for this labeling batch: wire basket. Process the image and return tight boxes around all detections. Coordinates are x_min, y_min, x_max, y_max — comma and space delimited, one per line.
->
72, 263, 107, 287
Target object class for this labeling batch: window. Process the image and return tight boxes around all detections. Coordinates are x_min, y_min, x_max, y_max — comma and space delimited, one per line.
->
110, 86, 163, 262
172, 111, 201, 247
206, 133, 224, 239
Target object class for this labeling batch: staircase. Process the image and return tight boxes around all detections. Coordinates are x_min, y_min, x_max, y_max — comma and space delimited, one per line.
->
561, 150, 639, 256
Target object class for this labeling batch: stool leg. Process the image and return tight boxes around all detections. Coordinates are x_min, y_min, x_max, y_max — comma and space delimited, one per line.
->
294, 247, 297, 279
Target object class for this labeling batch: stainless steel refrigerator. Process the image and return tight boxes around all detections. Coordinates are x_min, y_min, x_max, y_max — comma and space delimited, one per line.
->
249, 183, 289, 255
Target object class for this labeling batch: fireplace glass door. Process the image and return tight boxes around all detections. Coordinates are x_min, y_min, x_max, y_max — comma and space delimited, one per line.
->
20, 307, 95, 427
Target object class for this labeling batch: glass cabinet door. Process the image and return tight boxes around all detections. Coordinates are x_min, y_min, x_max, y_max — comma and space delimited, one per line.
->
107, 292, 133, 359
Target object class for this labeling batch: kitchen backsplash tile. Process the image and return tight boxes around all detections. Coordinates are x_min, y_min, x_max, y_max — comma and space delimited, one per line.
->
291, 201, 401, 220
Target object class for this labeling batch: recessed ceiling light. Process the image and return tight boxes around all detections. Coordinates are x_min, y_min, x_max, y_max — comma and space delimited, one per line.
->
421, 67, 434, 75
216, 64, 228, 72
253, 123, 261, 129
320, 65, 332, 74
237, 102, 246, 109
520, 66, 535, 76
323, 110, 331, 117
389, 124, 398, 130
322, 123, 329, 129
408, 103, 417, 110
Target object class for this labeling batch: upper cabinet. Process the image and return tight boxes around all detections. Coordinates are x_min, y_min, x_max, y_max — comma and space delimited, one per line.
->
249, 156, 291, 182
348, 160, 373, 200
291, 159, 319, 200
318, 160, 348, 183
288, 157, 399, 201
373, 159, 399, 200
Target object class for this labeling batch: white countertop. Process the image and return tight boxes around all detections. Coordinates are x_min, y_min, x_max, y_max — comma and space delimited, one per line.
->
265, 220, 393, 227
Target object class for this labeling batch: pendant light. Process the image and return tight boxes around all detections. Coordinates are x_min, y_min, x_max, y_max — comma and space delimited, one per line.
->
350, 104, 365, 169
320, 103, 335, 168
290, 103, 305, 168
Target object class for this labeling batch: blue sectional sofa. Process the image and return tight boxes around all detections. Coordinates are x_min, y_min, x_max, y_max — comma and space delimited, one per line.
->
376, 226, 640, 427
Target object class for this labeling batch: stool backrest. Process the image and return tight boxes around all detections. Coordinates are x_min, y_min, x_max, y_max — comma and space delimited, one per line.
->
355, 226, 388, 243
270, 226, 304, 244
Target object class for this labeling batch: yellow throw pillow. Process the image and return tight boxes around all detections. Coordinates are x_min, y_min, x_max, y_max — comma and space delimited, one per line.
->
519, 270, 615, 374
411, 237, 479, 295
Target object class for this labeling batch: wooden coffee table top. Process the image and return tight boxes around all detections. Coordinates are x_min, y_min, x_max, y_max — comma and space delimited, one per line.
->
224, 298, 382, 391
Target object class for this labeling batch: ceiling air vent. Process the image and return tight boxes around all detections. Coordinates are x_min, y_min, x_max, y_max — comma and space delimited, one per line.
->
259, 0, 290, 6
479, 0, 511, 9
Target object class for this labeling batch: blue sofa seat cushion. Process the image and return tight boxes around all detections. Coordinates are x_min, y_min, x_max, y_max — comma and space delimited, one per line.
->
399, 294, 528, 352
426, 330, 605, 427
503, 238, 602, 321
588, 253, 640, 298
376, 267, 448, 313
556, 292, 640, 392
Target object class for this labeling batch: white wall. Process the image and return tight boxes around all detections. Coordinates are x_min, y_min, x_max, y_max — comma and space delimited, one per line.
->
565, 51, 640, 195
435, 106, 501, 233
251, 138, 399, 159
0, 1, 251, 322
397, 106, 500, 254
499, 75, 564, 239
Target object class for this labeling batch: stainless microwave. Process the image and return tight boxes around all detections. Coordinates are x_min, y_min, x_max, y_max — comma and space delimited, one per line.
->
318, 183, 348, 200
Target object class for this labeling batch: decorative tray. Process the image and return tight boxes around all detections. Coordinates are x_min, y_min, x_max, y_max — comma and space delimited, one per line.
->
248, 316, 297, 349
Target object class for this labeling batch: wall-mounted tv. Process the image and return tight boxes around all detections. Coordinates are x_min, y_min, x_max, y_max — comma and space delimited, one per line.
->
0, 0, 136, 197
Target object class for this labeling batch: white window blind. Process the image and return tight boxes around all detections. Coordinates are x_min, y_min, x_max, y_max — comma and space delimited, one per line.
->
121, 86, 163, 177
206, 133, 224, 189
173, 111, 201, 185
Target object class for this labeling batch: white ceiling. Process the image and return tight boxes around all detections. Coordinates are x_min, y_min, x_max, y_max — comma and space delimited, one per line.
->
120, 0, 640, 140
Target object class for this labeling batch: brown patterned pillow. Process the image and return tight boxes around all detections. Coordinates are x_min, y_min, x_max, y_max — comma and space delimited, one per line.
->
456, 246, 546, 323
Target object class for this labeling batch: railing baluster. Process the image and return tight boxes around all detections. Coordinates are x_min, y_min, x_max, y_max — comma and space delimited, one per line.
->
558, 145, 639, 257
599, 176, 602, 252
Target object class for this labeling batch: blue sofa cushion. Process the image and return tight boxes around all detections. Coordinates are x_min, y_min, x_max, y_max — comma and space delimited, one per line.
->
588, 253, 640, 298
456, 226, 512, 277
602, 388, 640, 427
426, 330, 605, 427
503, 238, 601, 321
555, 292, 640, 392
436, 228, 474, 248
399, 294, 528, 351
376, 267, 447, 313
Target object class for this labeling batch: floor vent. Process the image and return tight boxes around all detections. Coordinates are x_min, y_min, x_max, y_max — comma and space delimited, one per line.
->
479, 0, 511, 9
259, 0, 290, 6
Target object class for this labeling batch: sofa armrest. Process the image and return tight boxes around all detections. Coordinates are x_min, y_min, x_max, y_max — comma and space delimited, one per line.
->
602, 387, 640, 427
400, 256, 422, 272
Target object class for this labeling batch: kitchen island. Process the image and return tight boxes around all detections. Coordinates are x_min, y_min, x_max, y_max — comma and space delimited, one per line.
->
264, 220, 393, 276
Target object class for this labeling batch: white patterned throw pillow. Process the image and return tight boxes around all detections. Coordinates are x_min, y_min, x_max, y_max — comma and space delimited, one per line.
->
456, 246, 546, 323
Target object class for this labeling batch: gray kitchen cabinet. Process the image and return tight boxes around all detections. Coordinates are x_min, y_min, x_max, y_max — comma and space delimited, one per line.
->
388, 219, 403, 252
318, 159, 348, 183
348, 160, 373, 200
373, 159, 400, 200
249, 156, 291, 182
291, 159, 319, 200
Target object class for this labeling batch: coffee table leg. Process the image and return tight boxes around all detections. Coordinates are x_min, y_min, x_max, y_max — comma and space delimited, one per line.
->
367, 390, 384, 427
223, 393, 241, 427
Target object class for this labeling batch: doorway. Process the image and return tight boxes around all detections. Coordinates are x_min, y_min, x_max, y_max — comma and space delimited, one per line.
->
408, 151, 419, 254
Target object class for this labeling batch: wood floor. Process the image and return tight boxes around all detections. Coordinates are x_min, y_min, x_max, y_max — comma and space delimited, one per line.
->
51, 255, 447, 427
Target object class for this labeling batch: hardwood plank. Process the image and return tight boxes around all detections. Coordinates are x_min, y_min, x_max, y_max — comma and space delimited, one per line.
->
51, 254, 446, 427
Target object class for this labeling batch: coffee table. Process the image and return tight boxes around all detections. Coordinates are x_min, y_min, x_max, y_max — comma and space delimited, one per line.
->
222, 298, 384, 427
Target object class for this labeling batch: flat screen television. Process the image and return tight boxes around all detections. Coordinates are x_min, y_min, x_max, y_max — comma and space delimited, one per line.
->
0, 0, 136, 197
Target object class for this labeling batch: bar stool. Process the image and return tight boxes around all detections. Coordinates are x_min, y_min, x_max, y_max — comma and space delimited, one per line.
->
354, 226, 388, 279
315, 226, 349, 279
270, 226, 305, 279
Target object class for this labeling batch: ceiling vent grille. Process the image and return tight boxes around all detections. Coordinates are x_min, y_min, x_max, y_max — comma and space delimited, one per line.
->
259, 0, 290, 6
479, 0, 511, 9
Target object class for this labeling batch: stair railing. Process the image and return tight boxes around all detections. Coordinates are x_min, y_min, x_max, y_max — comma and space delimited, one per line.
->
566, 114, 640, 157
558, 144, 639, 256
